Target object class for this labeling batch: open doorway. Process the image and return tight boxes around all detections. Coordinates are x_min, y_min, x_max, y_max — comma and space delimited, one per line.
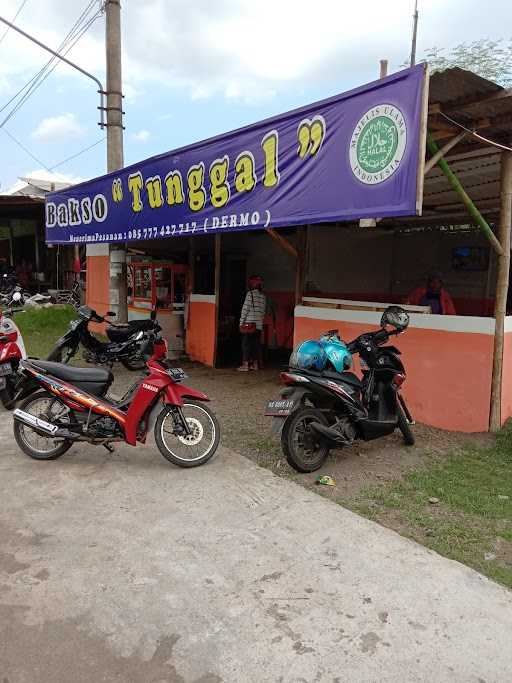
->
217, 255, 247, 366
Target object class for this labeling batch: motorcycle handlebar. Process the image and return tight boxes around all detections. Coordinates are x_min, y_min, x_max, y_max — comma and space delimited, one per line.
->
347, 327, 399, 353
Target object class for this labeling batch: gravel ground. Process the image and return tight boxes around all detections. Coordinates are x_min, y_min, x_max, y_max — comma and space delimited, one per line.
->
112, 361, 493, 502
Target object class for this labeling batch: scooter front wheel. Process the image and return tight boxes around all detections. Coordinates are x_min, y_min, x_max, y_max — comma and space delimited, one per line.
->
397, 403, 415, 446
281, 407, 330, 473
154, 401, 220, 468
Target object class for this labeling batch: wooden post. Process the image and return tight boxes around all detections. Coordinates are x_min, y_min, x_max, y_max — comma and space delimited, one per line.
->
295, 227, 307, 306
490, 150, 512, 432
213, 233, 221, 367
188, 236, 195, 294
185, 237, 195, 335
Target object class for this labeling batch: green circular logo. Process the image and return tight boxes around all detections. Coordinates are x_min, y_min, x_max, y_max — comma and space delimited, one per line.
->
349, 105, 407, 185
356, 116, 398, 173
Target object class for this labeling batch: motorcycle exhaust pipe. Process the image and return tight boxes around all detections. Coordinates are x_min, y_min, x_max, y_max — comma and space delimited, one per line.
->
13, 409, 68, 438
309, 421, 351, 446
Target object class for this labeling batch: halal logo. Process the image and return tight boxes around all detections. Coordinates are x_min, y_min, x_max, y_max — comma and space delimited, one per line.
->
349, 104, 407, 185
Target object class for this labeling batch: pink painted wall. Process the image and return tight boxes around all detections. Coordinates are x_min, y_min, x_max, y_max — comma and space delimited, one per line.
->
501, 327, 512, 425
295, 315, 494, 433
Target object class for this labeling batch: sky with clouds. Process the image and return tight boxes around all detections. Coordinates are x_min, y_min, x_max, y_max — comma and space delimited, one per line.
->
0, 0, 511, 191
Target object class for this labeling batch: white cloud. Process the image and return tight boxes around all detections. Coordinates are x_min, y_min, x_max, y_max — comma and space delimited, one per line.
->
0, 0, 509, 107
31, 113, 85, 143
131, 129, 150, 143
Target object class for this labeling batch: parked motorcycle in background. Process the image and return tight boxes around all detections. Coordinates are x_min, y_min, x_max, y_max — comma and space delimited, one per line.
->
47, 305, 158, 370
0, 290, 27, 409
266, 306, 415, 472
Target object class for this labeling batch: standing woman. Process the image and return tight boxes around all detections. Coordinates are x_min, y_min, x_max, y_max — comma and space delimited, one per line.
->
238, 275, 266, 371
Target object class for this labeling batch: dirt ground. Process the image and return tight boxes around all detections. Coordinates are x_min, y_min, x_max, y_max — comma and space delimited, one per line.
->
159, 362, 494, 501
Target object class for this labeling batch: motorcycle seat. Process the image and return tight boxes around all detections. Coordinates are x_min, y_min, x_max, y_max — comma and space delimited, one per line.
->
295, 367, 363, 389
322, 370, 363, 389
106, 319, 154, 343
28, 360, 113, 392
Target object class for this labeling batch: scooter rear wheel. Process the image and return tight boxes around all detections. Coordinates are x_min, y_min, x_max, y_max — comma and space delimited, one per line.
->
282, 407, 331, 473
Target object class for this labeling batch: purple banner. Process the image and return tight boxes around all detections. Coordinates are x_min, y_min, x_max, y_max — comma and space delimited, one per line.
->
46, 65, 427, 244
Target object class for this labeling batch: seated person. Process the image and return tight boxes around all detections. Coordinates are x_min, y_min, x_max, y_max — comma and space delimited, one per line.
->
406, 273, 456, 315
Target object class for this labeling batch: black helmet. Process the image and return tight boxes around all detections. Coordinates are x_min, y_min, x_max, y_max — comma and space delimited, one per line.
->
381, 306, 409, 332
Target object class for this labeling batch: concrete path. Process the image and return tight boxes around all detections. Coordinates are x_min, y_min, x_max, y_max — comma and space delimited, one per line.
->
0, 413, 511, 683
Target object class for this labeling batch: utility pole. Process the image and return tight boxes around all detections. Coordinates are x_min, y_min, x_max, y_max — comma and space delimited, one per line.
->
105, 0, 127, 322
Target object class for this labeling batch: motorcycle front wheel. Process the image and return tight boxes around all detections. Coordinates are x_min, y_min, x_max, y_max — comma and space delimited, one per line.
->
397, 403, 415, 445
13, 392, 74, 460
154, 401, 220, 467
281, 407, 331, 473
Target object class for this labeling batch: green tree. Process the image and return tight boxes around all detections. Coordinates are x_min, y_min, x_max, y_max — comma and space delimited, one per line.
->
408, 38, 512, 86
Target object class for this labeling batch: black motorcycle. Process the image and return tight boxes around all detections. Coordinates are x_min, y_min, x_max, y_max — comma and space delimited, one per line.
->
266, 306, 415, 472
47, 305, 157, 370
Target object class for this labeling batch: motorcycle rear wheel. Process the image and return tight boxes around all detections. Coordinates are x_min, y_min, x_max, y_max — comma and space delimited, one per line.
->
13, 392, 73, 460
47, 343, 76, 364
0, 386, 13, 410
397, 403, 415, 445
154, 401, 220, 467
121, 355, 146, 371
281, 407, 331, 473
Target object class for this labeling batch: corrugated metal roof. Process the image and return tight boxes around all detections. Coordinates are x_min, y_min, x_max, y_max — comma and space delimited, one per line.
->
386, 68, 511, 227
428, 67, 503, 108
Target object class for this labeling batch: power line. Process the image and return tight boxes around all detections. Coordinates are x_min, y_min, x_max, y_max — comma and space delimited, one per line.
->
50, 137, 105, 170
3, 126, 105, 176
0, 0, 102, 127
2, 127, 51, 171
1, 11, 102, 128
0, 0, 29, 46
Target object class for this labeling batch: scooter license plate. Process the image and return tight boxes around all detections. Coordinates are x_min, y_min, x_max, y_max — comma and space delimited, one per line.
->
0, 364, 11, 376
265, 399, 296, 416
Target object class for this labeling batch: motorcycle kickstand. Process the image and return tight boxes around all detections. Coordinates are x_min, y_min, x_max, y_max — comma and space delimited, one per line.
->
103, 443, 115, 454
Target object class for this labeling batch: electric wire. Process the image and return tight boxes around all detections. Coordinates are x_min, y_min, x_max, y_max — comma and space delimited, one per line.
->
2, 127, 51, 170
50, 136, 105, 170
0, 0, 29, 46
440, 111, 512, 152
0, 6, 100, 122
0, 7, 103, 128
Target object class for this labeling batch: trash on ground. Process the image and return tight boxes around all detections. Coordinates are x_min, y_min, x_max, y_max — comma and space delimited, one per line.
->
316, 475, 336, 487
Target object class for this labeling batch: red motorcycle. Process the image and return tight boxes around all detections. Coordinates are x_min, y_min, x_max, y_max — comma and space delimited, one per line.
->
0, 291, 27, 409
12, 327, 220, 467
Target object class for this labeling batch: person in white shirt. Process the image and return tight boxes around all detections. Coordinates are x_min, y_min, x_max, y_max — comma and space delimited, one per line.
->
238, 275, 266, 371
